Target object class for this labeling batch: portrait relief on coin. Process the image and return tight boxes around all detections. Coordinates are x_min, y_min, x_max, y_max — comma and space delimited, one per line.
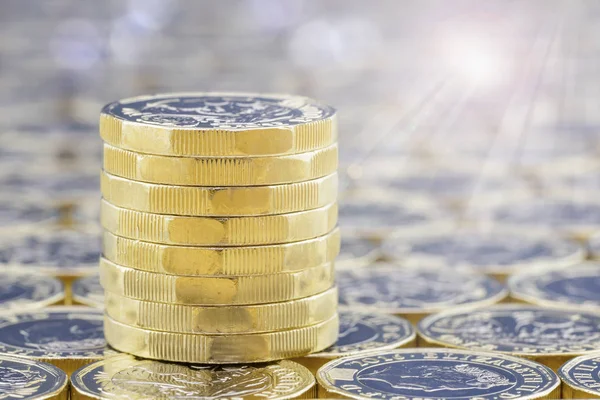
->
317, 349, 559, 399
0, 309, 106, 358
103, 93, 336, 129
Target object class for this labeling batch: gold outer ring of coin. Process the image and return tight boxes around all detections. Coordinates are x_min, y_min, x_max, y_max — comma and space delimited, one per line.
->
100, 198, 338, 246
71, 354, 317, 400
99, 258, 335, 305
0, 355, 69, 400
103, 143, 338, 186
102, 228, 340, 276
101, 170, 338, 216
104, 313, 339, 364
105, 287, 338, 334
100, 97, 337, 158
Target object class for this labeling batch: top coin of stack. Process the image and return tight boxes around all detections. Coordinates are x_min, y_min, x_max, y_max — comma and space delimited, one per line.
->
98, 93, 340, 364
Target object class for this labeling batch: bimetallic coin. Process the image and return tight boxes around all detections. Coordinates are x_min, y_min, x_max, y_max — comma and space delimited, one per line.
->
296, 311, 415, 374
72, 275, 103, 309
101, 199, 338, 246
0, 227, 100, 278
317, 348, 560, 400
0, 273, 64, 311
418, 304, 600, 371
337, 265, 507, 323
103, 143, 338, 186
101, 171, 338, 217
383, 232, 584, 279
102, 229, 340, 276
105, 288, 337, 334
71, 354, 316, 399
0, 355, 68, 400
100, 258, 335, 305
339, 197, 454, 239
0, 307, 107, 375
508, 263, 600, 312
336, 234, 380, 268
0, 197, 61, 229
104, 314, 338, 363
100, 92, 337, 157
485, 198, 600, 240
559, 353, 600, 399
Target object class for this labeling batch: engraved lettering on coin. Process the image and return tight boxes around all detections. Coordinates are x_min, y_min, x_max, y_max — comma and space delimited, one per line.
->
104, 94, 335, 128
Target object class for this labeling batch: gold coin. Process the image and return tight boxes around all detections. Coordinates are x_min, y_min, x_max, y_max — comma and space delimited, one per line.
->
102, 229, 340, 276
104, 313, 339, 363
100, 199, 338, 246
0, 355, 69, 400
99, 258, 335, 305
99, 92, 337, 157
71, 354, 317, 399
105, 287, 337, 334
101, 171, 338, 216
103, 143, 338, 186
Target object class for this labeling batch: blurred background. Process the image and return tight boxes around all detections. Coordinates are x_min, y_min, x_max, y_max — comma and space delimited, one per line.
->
2, 0, 600, 259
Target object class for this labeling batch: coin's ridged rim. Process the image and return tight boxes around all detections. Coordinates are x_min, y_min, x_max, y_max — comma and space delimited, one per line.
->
105, 288, 338, 334
99, 92, 337, 157
102, 228, 340, 276
558, 352, 600, 399
508, 263, 600, 312
99, 258, 335, 305
71, 353, 317, 400
101, 170, 339, 216
103, 143, 338, 186
0, 354, 69, 400
100, 199, 338, 246
71, 275, 103, 309
104, 313, 339, 363
316, 348, 561, 400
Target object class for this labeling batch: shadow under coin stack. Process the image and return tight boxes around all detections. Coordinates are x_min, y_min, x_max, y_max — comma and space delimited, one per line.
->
98, 93, 340, 363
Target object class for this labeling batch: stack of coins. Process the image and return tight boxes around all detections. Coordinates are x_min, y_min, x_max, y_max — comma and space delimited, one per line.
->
98, 93, 340, 363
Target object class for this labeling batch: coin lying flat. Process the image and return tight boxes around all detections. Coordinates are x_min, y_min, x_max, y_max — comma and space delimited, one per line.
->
0, 355, 68, 400
71, 354, 316, 399
485, 198, 600, 240
316, 348, 560, 400
105, 287, 337, 334
508, 263, 600, 312
0, 197, 61, 229
336, 234, 380, 268
104, 313, 338, 363
72, 275, 103, 308
418, 304, 600, 371
0, 307, 107, 375
337, 265, 507, 323
0, 273, 64, 312
0, 227, 100, 278
100, 92, 337, 157
101, 171, 338, 216
100, 258, 335, 305
559, 353, 600, 399
338, 197, 454, 239
383, 232, 584, 278
102, 228, 340, 276
100, 198, 338, 246
103, 143, 338, 186
296, 311, 415, 373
